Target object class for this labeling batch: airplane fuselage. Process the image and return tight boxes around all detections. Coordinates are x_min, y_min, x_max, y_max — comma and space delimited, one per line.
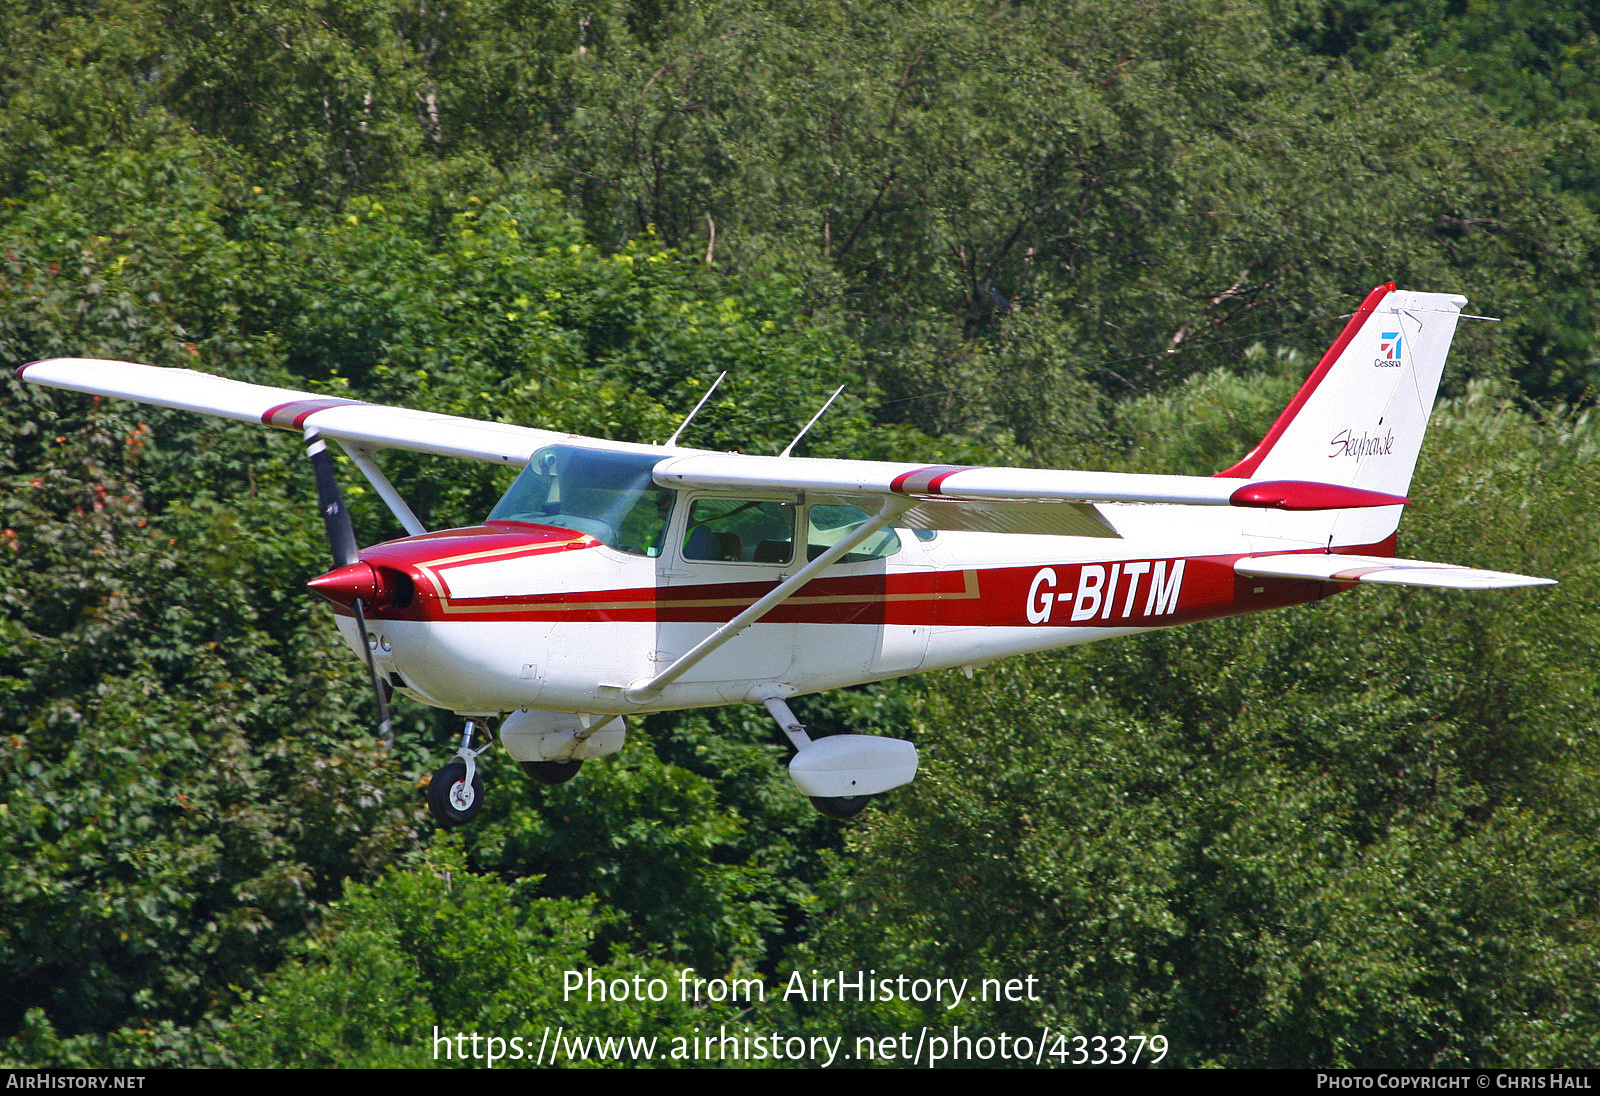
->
328, 505, 1384, 717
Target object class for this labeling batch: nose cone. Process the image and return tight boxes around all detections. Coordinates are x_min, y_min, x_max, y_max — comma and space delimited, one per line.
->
308, 560, 385, 608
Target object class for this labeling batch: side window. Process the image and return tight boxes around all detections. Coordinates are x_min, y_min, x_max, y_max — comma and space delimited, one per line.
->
683, 498, 796, 564
806, 504, 902, 563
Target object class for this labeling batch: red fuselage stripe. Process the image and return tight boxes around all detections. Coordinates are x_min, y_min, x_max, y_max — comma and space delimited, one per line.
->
349, 541, 1396, 629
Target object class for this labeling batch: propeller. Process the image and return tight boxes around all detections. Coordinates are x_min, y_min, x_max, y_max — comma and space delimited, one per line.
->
305, 430, 394, 747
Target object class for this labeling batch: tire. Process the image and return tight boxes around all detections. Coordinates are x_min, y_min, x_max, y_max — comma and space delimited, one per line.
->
427, 759, 484, 827
521, 759, 583, 786
810, 794, 872, 820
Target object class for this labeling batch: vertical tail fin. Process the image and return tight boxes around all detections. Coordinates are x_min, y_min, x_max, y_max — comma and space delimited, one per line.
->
1219, 283, 1467, 549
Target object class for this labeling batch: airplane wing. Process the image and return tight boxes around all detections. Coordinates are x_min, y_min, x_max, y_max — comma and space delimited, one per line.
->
1236, 553, 1556, 590
20, 357, 1411, 541
651, 453, 1411, 539
16, 357, 570, 465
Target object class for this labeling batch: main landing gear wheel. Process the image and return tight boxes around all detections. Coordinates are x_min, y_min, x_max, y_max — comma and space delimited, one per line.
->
810, 794, 872, 820
428, 759, 485, 827
521, 759, 583, 786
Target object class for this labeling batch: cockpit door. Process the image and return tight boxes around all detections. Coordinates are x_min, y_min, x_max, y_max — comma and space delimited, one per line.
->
656, 494, 799, 682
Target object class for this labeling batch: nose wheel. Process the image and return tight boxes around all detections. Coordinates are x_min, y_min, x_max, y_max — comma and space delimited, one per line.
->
427, 719, 490, 827
428, 758, 484, 826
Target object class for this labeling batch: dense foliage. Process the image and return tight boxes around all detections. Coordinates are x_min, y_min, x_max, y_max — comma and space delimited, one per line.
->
1, 0, 1596, 1068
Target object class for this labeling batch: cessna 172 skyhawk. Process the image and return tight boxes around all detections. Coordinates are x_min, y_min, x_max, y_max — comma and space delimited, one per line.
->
18, 283, 1553, 824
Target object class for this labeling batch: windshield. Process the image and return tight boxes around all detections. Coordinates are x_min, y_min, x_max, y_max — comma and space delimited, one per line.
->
488, 444, 674, 557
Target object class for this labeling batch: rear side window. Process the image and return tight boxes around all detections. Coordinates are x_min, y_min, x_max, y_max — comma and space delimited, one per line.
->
806, 504, 901, 563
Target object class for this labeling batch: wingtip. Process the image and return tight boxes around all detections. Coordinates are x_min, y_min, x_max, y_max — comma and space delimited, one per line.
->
1230, 480, 1410, 511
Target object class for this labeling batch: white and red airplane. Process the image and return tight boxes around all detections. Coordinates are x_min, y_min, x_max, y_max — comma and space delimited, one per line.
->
18, 283, 1553, 824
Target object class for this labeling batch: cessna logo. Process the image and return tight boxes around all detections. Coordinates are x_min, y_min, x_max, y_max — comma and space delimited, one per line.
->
1329, 428, 1396, 459
1027, 560, 1185, 625
1375, 331, 1403, 368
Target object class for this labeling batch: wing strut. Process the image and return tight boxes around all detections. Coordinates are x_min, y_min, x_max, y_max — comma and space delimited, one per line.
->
623, 496, 914, 703
340, 443, 428, 536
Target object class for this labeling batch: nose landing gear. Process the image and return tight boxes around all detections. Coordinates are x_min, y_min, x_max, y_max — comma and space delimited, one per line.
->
427, 719, 489, 827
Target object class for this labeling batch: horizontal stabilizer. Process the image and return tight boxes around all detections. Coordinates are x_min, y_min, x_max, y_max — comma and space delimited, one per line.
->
1236, 553, 1556, 590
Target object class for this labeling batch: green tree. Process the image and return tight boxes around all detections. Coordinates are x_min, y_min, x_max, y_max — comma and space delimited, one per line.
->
0, 392, 425, 1050
221, 843, 764, 1068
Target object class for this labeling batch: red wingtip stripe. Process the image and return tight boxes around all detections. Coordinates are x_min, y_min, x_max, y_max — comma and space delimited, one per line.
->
890, 465, 978, 496
1216, 282, 1396, 479
262, 397, 364, 428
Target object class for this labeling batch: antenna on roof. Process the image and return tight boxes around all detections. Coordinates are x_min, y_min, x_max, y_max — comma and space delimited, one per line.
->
780, 385, 845, 458
664, 371, 727, 448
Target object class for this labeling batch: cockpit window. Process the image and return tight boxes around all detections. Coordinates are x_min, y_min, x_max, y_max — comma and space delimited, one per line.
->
489, 445, 674, 557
